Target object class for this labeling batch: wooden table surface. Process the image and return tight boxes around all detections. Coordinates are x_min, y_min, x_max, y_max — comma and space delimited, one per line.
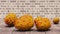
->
0, 19, 60, 34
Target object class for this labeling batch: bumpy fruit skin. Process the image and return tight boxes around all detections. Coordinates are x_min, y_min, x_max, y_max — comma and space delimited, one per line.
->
53, 17, 59, 24
4, 13, 17, 26
14, 14, 34, 30
34, 16, 51, 30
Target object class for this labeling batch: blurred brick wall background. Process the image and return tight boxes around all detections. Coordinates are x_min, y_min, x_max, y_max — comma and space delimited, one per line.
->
0, 0, 60, 19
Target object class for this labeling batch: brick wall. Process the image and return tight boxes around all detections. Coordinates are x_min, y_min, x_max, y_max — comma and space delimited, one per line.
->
0, 0, 60, 19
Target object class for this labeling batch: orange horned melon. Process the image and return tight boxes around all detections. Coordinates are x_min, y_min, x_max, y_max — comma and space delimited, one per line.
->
14, 14, 34, 30
34, 16, 51, 30
53, 17, 59, 24
4, 13, 17, 26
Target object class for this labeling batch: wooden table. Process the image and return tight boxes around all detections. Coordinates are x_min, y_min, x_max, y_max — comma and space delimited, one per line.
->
0, 19, 60, 34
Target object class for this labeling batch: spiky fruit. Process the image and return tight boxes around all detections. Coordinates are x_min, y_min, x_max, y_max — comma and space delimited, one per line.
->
14, 14, 34, 30
34, 16, 51, 31
4, 13, 17, 26
53, 17, 59, 24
